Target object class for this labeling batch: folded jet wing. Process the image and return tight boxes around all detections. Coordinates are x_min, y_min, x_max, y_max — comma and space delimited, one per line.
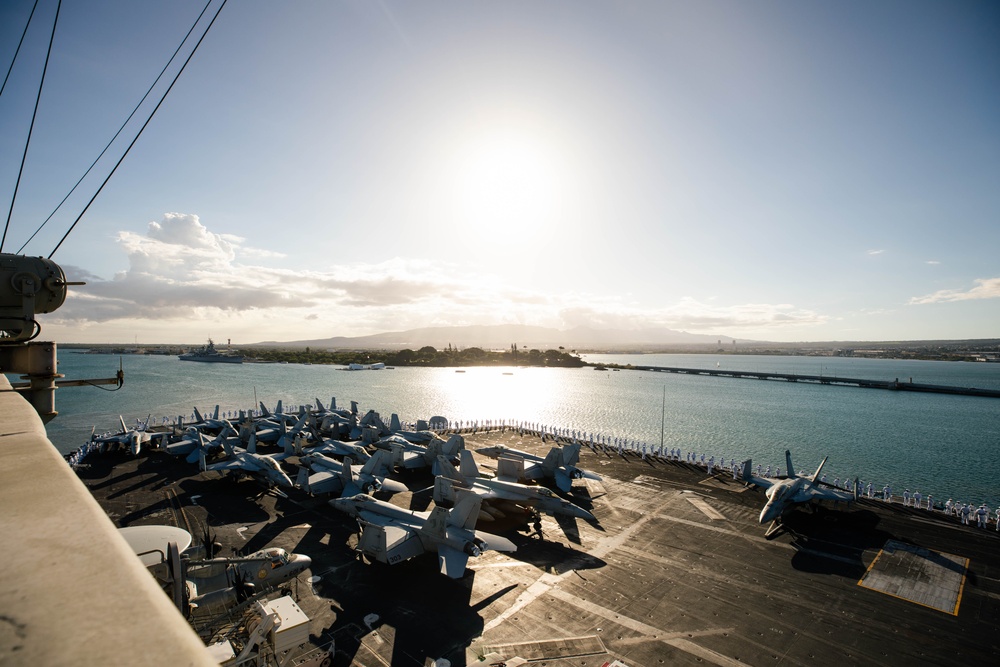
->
434, 452, 595, 521
296, 450, 406, 497
480, 442, 601, 492
199, 433, 295, 488
330, 492, 516, 578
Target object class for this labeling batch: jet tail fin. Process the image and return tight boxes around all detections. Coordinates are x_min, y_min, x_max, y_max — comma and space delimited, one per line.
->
433, 476, 457, 506
541, 447, 562, 476
444, 434, 465, 457
193, 407, 204, 424
436, 455, 465, 483
421, 506, 449, 540
295, 466, 310, 491
741, 459, 752, 482
281, 434, 296, 457
562, 443, 582, 467
447, 492, 482, 530
459, 450, 479, 478
339, 457, 355, 492
360, 449, 392, 477
785, 450, 794, 479
220, 433, 236, 458
810, 456, 828, 483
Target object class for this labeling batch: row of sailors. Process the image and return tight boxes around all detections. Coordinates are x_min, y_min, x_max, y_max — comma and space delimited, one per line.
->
88, 413, 999, 526
944, 500, 1000, 529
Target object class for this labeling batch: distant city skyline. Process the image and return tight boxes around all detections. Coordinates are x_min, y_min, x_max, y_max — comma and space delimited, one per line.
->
1, 1, 997, 345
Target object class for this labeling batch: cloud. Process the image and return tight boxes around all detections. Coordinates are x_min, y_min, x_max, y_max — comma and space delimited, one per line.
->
660, 298, 828, 331
867, 249, 885, 256
925, 260, 940, 265
909, 278, 1000, 305
555, 297, 827, 332
49, 213, 834, 341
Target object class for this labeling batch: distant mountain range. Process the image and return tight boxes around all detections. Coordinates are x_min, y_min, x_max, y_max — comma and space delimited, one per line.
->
254, 324, 737, 351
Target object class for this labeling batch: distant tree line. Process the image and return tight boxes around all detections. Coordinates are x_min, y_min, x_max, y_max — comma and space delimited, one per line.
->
243, 345, 586, 368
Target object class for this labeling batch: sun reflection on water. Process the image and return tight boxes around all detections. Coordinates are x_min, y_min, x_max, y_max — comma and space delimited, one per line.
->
417, 367, 562, 424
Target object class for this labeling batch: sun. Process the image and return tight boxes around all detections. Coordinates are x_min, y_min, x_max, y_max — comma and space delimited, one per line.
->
448, 127, 568, 243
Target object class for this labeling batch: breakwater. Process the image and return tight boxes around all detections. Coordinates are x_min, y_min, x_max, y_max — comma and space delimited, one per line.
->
627, 364, 1000, 398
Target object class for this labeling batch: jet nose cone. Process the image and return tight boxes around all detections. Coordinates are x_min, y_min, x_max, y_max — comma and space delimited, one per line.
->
329, 497, 355, 515
292, 554, 312, 572
759, 503, 780, 524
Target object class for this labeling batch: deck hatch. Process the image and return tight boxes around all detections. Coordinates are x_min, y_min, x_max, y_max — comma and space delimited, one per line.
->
858, 539, 968, 615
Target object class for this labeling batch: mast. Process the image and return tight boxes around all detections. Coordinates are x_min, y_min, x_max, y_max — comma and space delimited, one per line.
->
660, 385, 665, 448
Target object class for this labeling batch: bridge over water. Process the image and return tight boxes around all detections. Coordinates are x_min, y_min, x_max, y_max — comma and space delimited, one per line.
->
625, 364, 1000, 398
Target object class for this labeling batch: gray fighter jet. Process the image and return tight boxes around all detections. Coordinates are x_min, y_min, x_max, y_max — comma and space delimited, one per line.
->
330, 492, 517, 578
387, 413, 438, 444
434, 451, 596, 522
89, 415, 163, 456
476, 442, 602, 492
191, 405, 227, 433
295, 450, 407, 497
183, 422, 240, 464
199, 433, 295, 489
373, 433, 465, 475
741, 450, 858, 537
307, 437, 372, 463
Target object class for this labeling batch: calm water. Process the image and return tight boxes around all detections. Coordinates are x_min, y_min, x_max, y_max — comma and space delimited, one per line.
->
42, 351, 1000, 508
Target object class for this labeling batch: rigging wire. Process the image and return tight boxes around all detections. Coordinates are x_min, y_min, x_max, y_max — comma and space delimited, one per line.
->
48, 0, 228, 260
0, 0, 40, 100
1, 0, 60, 254
49, 0, 228, 260
16, 0, 215, 255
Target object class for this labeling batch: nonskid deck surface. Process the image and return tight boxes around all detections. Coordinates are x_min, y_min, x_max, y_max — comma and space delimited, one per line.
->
77, 431, 1000, 667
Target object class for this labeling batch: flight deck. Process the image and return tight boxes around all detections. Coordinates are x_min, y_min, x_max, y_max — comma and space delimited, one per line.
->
77, 430, 1000, 666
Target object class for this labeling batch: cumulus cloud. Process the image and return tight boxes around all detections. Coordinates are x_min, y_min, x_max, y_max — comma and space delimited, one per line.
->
909, 278, 1000, 305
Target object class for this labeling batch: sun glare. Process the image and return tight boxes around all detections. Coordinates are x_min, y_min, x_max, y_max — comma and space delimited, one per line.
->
449, 128, 568, 243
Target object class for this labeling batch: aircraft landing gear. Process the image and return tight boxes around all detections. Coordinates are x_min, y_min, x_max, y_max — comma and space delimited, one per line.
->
764, 518, 785, 540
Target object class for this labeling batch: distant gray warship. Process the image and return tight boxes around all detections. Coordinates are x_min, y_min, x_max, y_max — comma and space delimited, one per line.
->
178, 339, 243, 364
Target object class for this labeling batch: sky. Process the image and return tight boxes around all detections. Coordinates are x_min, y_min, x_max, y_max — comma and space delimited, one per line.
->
1, 0, 998, 345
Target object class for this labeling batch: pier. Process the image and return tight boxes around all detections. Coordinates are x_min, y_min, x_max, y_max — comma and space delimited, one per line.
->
627, 364, 1000, 398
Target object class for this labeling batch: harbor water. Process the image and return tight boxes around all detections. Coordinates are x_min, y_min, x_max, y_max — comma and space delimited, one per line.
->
43, 351, 1000, 509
